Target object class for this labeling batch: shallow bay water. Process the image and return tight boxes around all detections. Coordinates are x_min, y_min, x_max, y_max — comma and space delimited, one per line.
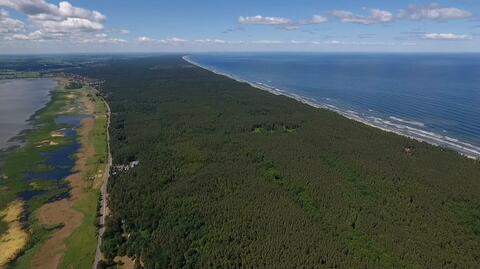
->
0, 79, 56, 150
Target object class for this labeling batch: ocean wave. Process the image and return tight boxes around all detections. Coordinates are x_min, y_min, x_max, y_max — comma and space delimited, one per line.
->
389, 116, 425, 127
183, 55, 480, 160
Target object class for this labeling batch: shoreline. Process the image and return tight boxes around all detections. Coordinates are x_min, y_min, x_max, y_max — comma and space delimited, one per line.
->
0, 78, 56, 154
0, 78, 75, 267
182, 55, 480, 160
0, 78, 109, 268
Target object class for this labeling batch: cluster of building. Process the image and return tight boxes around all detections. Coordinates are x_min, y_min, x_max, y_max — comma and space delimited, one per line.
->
112, 161, 140, 175
66, 74, 105, 91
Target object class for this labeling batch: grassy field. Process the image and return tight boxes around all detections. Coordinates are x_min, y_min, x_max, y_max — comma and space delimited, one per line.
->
60, 190, 99, 269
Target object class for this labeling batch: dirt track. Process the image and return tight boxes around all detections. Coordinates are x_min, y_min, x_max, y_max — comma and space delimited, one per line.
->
92, 97, 112, 269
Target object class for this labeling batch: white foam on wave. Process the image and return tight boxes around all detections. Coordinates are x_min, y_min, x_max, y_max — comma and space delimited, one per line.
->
445, 136, 459, 143
389, 116, 425, 127
183, 55, 480, 160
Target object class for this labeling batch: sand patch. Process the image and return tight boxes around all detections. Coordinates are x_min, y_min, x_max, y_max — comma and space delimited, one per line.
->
82, 95, 95, 115
114, 256, 136, 269
0, 200, 28, 267
51, 131, 65, 138
64, 107, 76, 113
36, 140, 59, 147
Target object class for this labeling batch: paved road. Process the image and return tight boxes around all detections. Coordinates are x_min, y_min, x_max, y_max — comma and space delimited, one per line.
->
93, 97, 112, 269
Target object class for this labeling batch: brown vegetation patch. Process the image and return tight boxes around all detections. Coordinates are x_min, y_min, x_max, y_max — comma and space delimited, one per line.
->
0, 200, 28, 268
114, 256, 135, 269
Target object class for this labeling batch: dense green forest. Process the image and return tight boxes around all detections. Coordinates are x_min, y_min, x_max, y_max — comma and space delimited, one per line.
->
77, 56, 480, 268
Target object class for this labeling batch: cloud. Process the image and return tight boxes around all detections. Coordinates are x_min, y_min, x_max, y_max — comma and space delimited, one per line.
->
0, 0, 107, 42
138, 36, 154, 43
298, 15, 328, 25
424, 33, 472, 40
0, 8, 24, 34
194, 39, 226, 44
332, 8, 393, 24
137, 36, 182, 44
0, 0, 105, 22
81, 36, 127, 44
239, 15, 291, 25
290, 40, 307, 44
9, 30, 64, 40
398, 4, 472, 20
137, 37, 230, 45
161, 37, 187, 42
238, 14, 327, 29
33, 17, 104, 33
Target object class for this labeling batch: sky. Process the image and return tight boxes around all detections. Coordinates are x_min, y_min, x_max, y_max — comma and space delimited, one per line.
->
0, 0, 479, 54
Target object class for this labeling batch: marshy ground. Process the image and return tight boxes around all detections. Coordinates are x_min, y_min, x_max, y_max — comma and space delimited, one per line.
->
0, 78, 109, 269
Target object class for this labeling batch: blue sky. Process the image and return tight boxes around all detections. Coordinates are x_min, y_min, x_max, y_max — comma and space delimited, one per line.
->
0, 0, 479, 53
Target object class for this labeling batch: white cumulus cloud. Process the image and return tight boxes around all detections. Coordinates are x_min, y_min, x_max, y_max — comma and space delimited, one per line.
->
238, 14, 327, 29
0, 0, 108, 43
424, 33, 472, 40
138, 36, 154, 43
239, 15, 291, 25
332, 8, 394, 24
398, 4, 472, 20
194, 39, 226, 44
0, 8, 24, 34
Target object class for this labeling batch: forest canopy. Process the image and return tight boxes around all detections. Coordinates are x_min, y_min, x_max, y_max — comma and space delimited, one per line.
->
76, 56, 480, 269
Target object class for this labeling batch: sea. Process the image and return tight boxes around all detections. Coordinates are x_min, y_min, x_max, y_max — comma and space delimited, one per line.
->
187, 53, 480, 159
0, 79, 55, 150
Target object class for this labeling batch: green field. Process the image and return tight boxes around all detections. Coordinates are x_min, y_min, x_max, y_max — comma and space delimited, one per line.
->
60, 190, 100, 269
74, 56, 480, 268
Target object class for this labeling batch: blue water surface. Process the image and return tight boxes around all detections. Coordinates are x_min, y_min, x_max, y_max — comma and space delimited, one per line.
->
20, 114, 83, 201
189, 53, 480, 158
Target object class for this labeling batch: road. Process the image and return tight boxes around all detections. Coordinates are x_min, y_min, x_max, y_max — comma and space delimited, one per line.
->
92, 97, 112, 269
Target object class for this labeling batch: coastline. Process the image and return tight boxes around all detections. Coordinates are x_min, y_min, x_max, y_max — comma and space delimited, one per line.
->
96, 56, 480, 268
0, 78, 110, 268
0, 78, 56, 153
182, 55, 480, 160
0, 78, 72, 267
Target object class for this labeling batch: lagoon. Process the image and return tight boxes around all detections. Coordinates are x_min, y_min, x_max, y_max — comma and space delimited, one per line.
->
0, 79, 56, 150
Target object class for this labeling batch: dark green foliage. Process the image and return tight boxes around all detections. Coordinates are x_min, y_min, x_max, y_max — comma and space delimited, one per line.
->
77, 56, 480, 268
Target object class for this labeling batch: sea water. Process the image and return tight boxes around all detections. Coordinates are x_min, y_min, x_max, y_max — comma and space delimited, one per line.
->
188, 53, 480, 159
